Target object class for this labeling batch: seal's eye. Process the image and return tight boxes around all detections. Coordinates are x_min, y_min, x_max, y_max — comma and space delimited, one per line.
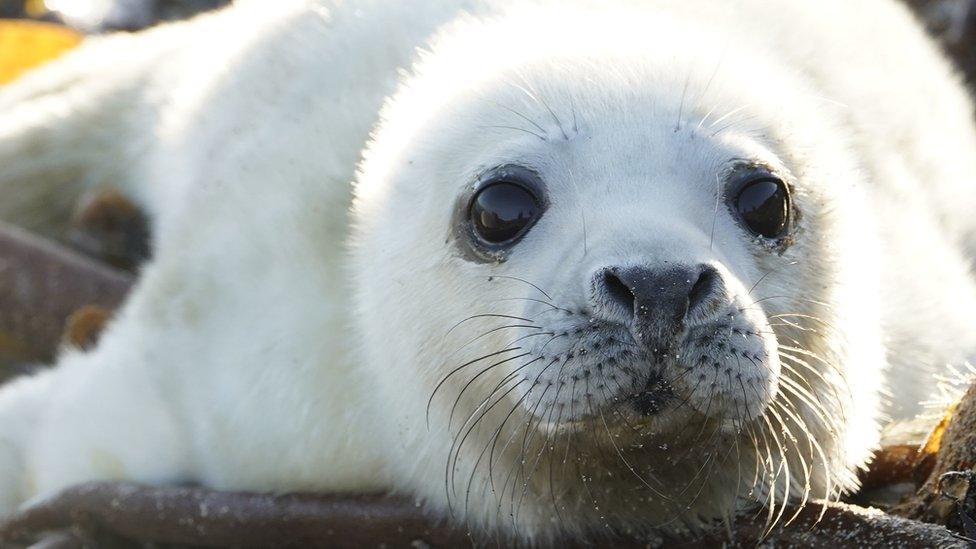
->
469, 180, 541, 245
734, 177, 791, 239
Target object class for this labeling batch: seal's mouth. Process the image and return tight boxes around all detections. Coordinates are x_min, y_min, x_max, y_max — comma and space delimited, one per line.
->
626, 370, 676, 416
514, 296, 780, 434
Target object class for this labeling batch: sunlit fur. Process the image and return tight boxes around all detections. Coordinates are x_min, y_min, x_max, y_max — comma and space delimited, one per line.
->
1, 0, 975, 544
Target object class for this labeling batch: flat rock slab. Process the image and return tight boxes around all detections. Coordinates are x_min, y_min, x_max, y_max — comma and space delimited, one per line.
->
0, 482, 968, 548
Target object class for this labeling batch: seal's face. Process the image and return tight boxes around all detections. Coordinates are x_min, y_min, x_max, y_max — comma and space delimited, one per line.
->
353, 9, 884, 542
452, 160, 789, 429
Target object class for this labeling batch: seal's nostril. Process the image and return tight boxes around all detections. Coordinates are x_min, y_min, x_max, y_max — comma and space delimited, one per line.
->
596, 264, 720, 335
688, 265, 720, 313
603, 270, 636, 314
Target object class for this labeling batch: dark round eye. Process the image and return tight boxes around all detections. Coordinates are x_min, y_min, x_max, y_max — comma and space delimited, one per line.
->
469, 181, 541, 244
734, 177, 791, 238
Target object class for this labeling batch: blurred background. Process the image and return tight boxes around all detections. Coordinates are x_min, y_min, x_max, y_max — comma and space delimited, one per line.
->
0, 1, 975, 80
0, 0, 226, 31
907, 0, 976, 85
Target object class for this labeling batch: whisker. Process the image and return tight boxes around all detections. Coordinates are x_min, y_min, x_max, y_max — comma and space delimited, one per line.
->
515, 380, 565, 523
427, 346, 522, 426
774, 384, 834, 522
489, 100, 548, 134
448, 324, 541, 362
487, 275, 553, 300
710, 171, 724, 251
489, 397, 538, 498
758, 412, 792, 538
766, 402, 812, 527
547, 401, 568, 531
742, 294, 836, 312
448, 379, 528, 506
481, 124, 547, 141
710, 113, 760, 138
449, 353, 537, 430
446, 313, 536, 336
510, 381, 554, 526
596, 391, 673, 501
506, 331, 556, 346
463, 385, 536, 519
493, 296, 569, 313
748, 269, 775, 296
709, 104, 750, 129
520, 80, 569, 140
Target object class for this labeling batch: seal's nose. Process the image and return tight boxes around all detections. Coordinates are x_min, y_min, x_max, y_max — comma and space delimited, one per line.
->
596, 264, 721, 349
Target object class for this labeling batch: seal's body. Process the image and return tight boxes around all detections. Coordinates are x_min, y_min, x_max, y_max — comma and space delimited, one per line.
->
1, 0, 975, 542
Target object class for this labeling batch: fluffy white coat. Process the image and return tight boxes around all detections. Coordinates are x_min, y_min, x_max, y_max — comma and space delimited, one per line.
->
0, 0, 975, 542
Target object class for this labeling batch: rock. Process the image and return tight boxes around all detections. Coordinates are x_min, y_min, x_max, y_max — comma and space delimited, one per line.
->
894, 379, 976, 538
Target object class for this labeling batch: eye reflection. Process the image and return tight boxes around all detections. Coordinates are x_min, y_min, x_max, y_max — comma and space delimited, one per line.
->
734, 177, 790, 238
470, 182, 540, 244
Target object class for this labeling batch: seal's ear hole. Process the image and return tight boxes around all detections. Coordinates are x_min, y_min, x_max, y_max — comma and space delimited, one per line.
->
732, 174, 791, 240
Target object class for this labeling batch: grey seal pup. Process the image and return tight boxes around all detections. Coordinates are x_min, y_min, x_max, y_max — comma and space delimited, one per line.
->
0, 0, 974, 543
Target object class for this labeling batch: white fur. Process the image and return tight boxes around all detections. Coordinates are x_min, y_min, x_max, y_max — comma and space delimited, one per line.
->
1, 0, 975, 543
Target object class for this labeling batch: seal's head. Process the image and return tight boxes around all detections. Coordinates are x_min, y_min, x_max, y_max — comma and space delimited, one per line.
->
352, 6, 885, 543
